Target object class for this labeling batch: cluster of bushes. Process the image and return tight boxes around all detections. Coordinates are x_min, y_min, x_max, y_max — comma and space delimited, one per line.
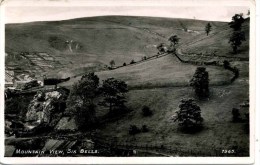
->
129, 124, 149, 135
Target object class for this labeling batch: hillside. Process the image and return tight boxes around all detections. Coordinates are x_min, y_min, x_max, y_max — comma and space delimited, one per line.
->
95, 82, 249, 156
5, 16, 228, 78
180, 18, 250, 58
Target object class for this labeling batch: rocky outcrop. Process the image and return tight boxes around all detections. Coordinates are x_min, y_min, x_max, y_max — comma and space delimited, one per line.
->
25, 89, 68, 127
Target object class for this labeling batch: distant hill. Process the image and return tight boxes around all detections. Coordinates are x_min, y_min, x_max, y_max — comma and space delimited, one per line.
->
5, 16, 229, 78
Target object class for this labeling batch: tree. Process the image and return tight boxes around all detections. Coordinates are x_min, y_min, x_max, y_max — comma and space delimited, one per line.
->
190, 67, 209, 98
66, 72, 99, 129
229, 31, 246, 54
229, 14, 245, 31
109, 60, 115, 68
168, 35, 179, 46
173, 99, 203, 130
100, 78, 128, 112
70, 73, 99, 105
205, 23, 212, 36
228, 14, 246, 54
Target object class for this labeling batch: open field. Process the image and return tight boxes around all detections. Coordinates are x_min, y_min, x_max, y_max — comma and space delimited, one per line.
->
61, 54, 233, 88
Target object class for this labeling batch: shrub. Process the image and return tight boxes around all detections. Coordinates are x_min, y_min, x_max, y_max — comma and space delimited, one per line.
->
48, 36, 67, 50
232, 108, 241, 122
123, 63, 126, 66
130, 60, 135, 64
223, 60, 231, 69
233, 67, 239, 77
142, 106, 153, 117
141, 125, 149, 132
109, 60, 115, 68
230, 67, 239, 82
129, 125, 141, 135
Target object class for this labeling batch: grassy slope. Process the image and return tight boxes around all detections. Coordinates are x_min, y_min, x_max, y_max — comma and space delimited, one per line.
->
92, 17, 249, 155
96, 81, 249, 155
180, 19, 250, 58
60, 55, 233, 88
94, 62, 249, 155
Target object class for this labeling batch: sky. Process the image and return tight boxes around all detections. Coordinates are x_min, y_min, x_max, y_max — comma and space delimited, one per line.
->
5, 5, 249, 23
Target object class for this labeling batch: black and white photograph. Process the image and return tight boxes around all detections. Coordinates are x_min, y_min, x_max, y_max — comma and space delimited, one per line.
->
0, 0, 257, 164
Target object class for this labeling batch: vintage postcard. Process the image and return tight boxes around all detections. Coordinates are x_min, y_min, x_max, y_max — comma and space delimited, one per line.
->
0, 0, 256, 164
